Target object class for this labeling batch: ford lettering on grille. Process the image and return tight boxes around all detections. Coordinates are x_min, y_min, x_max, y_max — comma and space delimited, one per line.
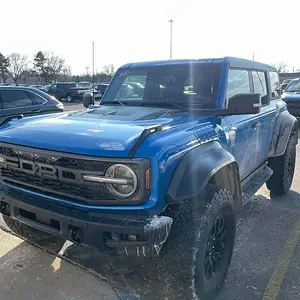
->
0, 146, 115, 204
0, 155, 81, 182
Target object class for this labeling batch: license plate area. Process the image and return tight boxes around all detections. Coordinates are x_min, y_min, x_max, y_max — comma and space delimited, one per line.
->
14, 206, 61, 233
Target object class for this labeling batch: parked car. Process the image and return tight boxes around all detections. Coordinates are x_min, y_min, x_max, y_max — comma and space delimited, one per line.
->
126, 81, 145, 97
46, 82, 90, 102
77, 81, 93, 89
281, 79, 292, 92
0, 86, 64, 120
83, 83, 109, 102
29, 84, 48, 92
0, 57, 297, 300
281, 77, 300, 117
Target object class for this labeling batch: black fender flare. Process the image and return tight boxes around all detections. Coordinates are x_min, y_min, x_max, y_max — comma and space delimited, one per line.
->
167, 141, 240, 206
270, 110, 298, 157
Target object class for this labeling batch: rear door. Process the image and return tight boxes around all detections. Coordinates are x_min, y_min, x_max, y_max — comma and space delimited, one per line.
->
0, 89, 34, 119
250, 70, 277, 166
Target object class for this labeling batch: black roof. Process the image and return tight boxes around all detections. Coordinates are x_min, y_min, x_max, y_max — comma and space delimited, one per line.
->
120, 56, 277, 72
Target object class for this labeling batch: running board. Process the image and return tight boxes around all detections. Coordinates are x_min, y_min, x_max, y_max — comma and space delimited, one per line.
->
241, 163, 273, 205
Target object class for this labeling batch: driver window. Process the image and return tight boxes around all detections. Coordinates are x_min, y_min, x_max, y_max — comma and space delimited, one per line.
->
227, 69, 250, 100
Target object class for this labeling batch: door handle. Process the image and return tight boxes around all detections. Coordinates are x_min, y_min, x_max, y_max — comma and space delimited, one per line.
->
252, 122, 261, 130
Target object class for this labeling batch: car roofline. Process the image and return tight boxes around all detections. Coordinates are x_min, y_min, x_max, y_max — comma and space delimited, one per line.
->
118, 56, 277, 72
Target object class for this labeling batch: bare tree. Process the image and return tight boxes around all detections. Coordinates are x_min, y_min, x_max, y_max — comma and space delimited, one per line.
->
271, 61, 288, 73
102, 64, 115, 76
44, 52, 65, 81
32, 51, 66, 83
7, 53, 28, 83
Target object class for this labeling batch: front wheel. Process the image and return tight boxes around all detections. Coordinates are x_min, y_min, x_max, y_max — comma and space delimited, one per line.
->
267, 134, 296, 195
162, 186, 236, 300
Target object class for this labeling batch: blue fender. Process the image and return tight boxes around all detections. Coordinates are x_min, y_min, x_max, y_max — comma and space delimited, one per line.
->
167, 141, 236, 202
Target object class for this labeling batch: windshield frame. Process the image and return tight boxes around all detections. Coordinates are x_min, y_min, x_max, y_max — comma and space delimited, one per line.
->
285, 79, 300, 92
100, 62, 227, 110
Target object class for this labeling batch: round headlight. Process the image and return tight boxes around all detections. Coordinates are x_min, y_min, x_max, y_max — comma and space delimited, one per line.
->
105, 164, 138, 198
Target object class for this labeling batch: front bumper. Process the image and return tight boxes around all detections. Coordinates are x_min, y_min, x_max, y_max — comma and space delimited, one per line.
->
0, 185, 172, 257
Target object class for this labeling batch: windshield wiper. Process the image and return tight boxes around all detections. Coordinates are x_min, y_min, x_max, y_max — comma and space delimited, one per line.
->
101, 100, 126, 106
139, 101, 185, 110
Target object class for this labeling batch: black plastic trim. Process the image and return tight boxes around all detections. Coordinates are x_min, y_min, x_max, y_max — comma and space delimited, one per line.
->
168, 141, 236, 203
128, 124, 163, 158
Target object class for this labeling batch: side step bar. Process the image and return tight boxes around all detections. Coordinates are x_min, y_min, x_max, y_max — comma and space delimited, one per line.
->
241, 162, 273, 205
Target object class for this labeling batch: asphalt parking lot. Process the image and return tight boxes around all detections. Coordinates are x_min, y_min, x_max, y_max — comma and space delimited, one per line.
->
1, 102, 300, 300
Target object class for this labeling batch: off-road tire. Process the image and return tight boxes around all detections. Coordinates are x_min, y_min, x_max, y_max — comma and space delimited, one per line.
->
161, 185, 236, 300
267, 134, 296, 195
2, 215, 57, 243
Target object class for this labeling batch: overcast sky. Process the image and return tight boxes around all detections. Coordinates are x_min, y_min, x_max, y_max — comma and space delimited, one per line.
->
1, 0, 299, 74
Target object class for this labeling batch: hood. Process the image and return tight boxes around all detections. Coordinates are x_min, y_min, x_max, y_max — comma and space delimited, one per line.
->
282, 91, 300, 101
0, 106, 211, 157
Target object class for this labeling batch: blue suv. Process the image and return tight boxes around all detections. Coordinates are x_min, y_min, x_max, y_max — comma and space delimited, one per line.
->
0, 57, 297, 300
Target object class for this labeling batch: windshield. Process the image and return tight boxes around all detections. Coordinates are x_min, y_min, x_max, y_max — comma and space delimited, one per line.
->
101, 64, 221, 109
285, 80, 300, 92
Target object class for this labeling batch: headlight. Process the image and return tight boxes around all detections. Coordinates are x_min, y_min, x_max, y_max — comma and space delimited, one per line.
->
105, 164, 138, 198
55, 103, 64, 110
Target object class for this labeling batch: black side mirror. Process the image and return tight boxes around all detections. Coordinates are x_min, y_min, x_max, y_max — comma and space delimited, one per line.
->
83, 92, 94, 108
228, 93, 261, 115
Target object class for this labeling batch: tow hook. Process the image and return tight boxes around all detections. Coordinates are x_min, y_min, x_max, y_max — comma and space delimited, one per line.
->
68, 225, 81, 243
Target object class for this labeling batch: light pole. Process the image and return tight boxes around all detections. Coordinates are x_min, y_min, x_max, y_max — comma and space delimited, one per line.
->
168, 19, 174, 59
92, 41, 95, 104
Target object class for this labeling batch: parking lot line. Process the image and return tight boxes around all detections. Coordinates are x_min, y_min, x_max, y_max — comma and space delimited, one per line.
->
262, 216, 300, 300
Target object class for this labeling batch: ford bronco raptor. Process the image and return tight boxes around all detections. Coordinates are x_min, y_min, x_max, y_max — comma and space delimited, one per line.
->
0, 57, 297, 300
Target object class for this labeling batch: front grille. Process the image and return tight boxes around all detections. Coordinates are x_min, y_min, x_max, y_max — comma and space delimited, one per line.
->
0, 145, 116, 204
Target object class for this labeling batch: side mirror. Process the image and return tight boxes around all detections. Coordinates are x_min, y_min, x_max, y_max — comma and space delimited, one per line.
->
228, 93, 261, 115
83, 92, 94, 108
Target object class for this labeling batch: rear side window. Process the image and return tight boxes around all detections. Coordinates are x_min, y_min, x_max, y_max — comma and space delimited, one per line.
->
226, 69, 250, 99
1, 90, 33, 109
28, 91, 47, 105
269, 72, 281, 99
252, 71, 268, 105
68, 83, 77, 88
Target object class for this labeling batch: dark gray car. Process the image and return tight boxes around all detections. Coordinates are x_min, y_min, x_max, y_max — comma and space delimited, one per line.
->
0, 87, 64, 121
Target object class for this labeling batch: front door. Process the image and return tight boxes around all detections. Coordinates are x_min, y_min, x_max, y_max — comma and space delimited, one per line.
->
221, 115, 259, 180
220, 69, 260, 180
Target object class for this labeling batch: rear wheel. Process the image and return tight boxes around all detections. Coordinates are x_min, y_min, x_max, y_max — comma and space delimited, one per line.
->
66, 94, 73, 103
267, 134, 296, 195
162, 185, 236, 300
